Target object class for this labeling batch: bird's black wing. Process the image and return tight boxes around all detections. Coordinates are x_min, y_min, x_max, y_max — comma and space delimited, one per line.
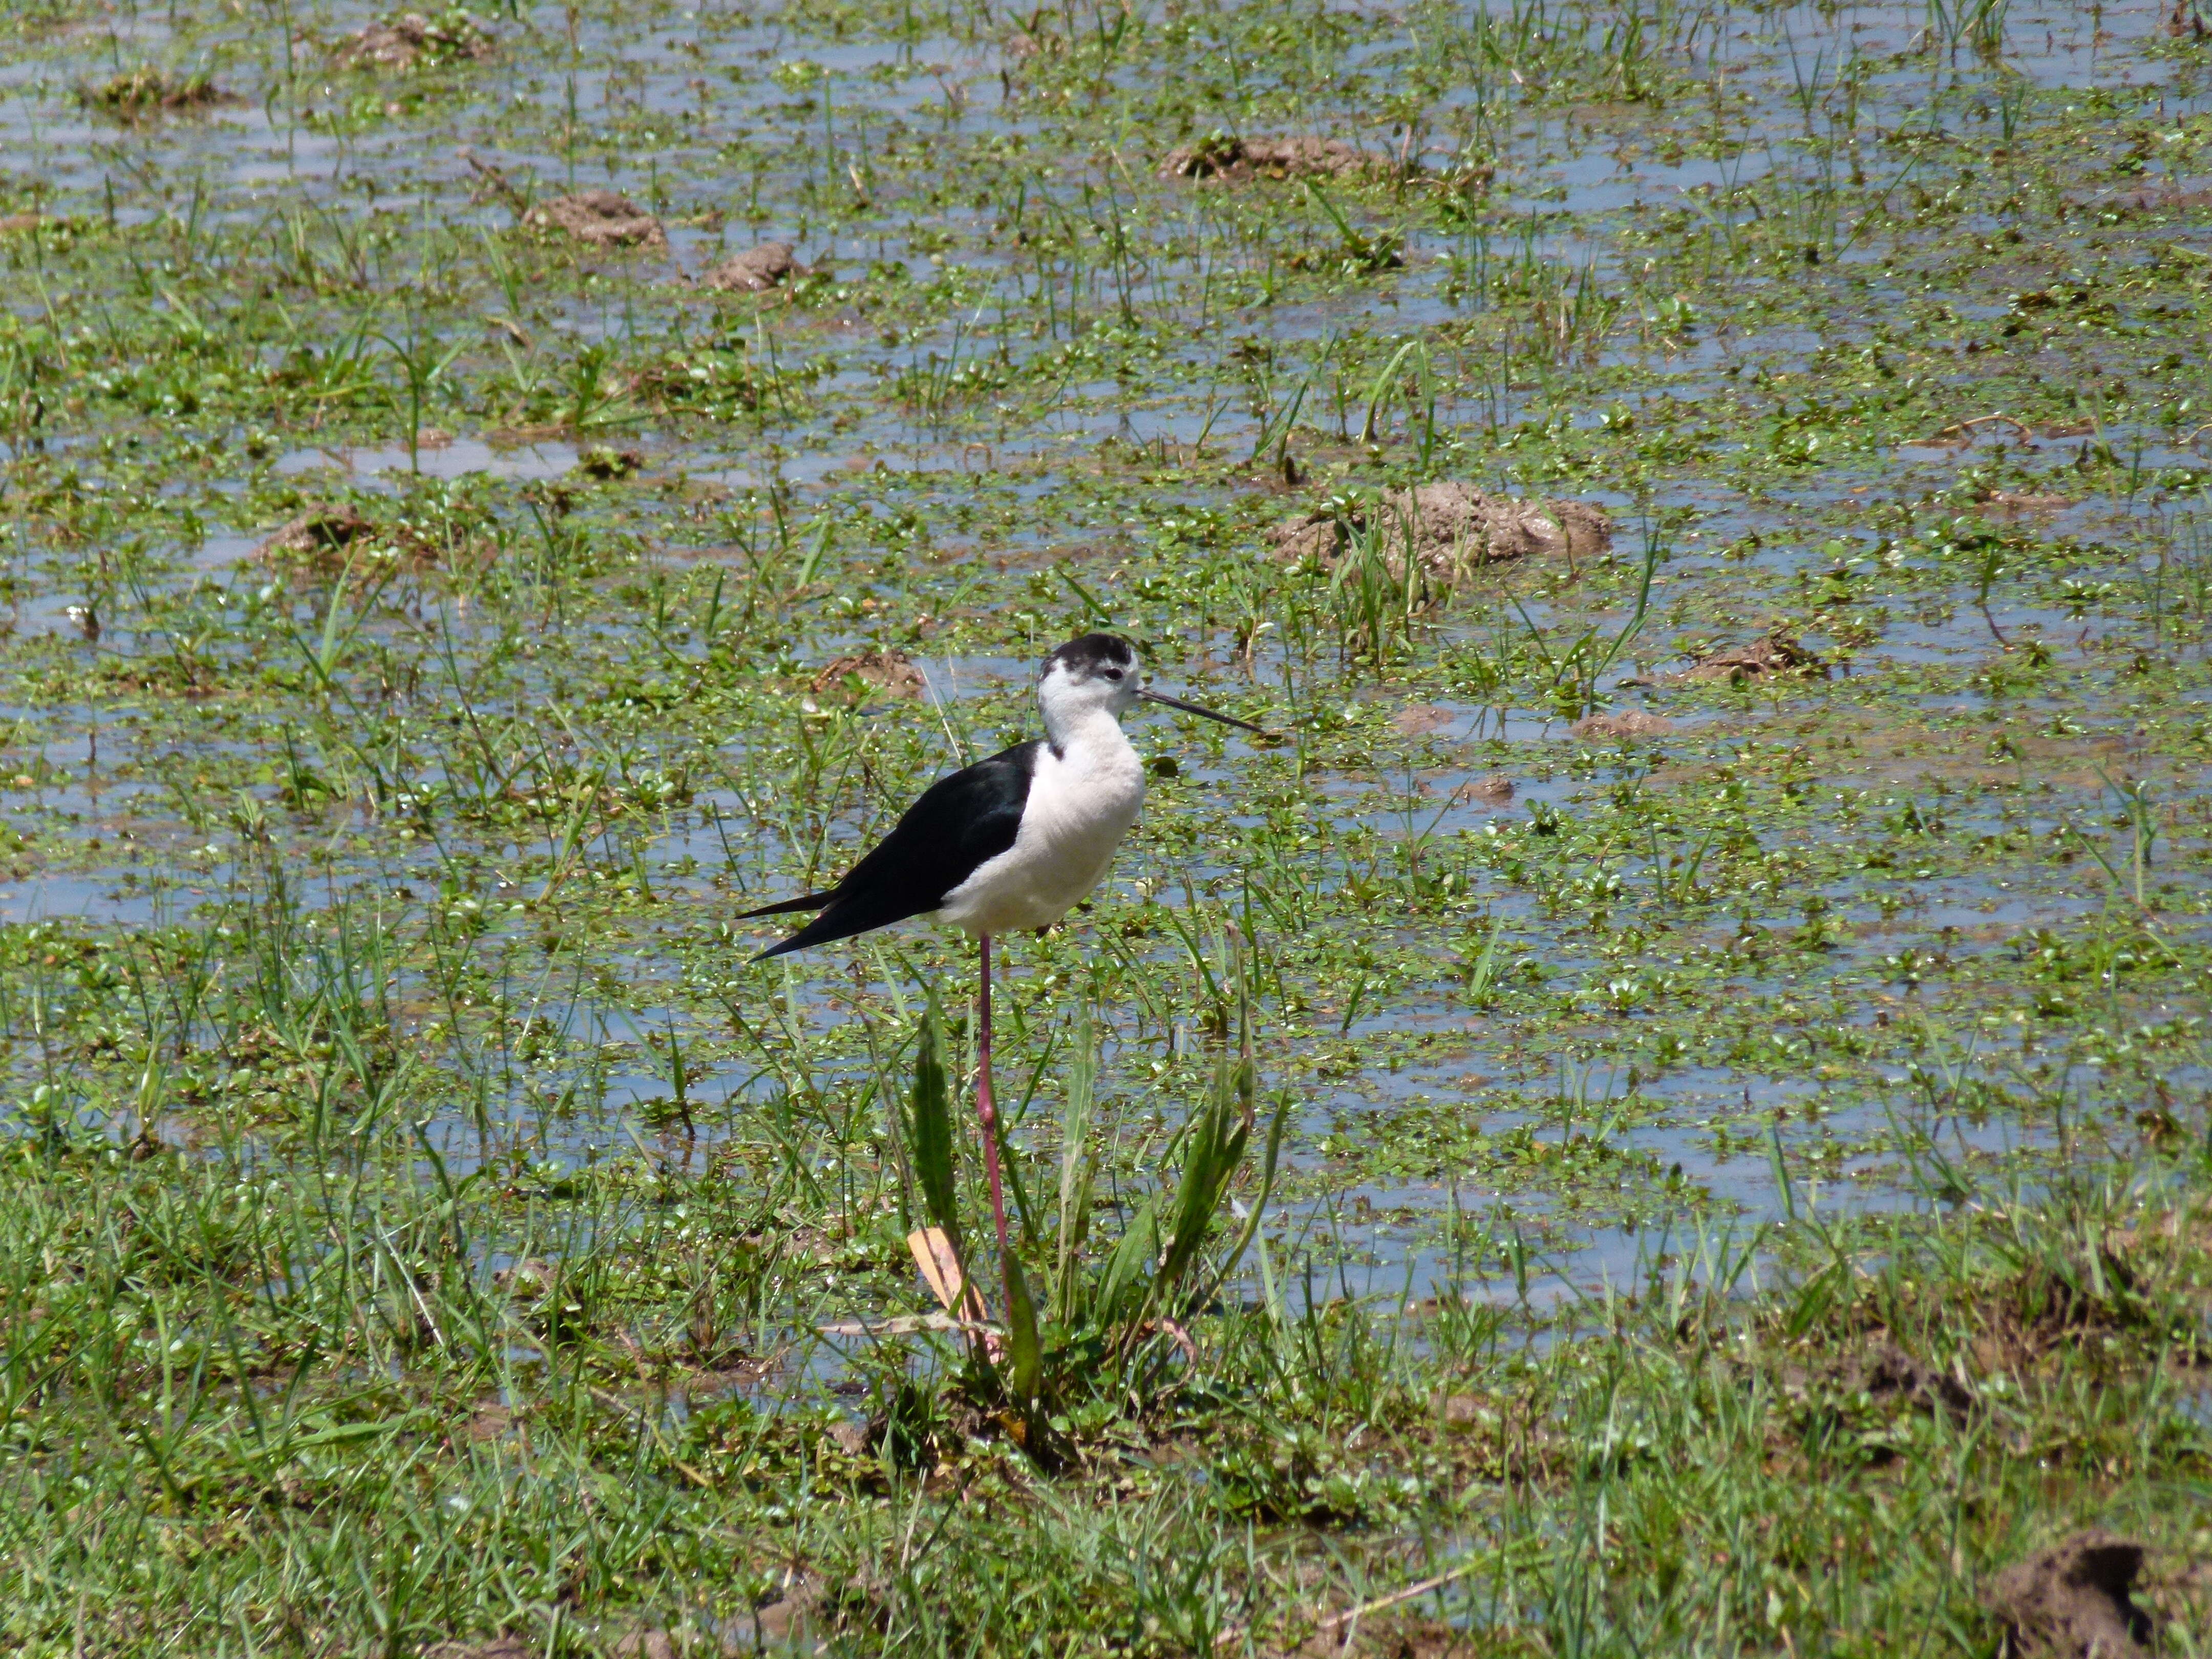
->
752, 741, 1038, 960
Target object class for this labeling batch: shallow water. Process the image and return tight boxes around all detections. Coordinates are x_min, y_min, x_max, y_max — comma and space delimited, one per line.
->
0, 0, 2206, 1381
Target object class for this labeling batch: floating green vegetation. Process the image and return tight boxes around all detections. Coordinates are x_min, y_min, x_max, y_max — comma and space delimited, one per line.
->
0, 0, 2209, 1651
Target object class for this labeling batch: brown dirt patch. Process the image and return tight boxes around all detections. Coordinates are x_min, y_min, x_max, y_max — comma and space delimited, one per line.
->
1390, 704, 1454, 736
1776, 1340, 1974, 1419
83, 70, 233, 117
1986, 1532, 2153, 1658
334, 12, 495, 71
1979, 488, 2077, 514
1268, 483, 1611, 584
525, 191, 667, 251
1452, 774, 1515, 805
461, 1400, 517, 1442
1682, 632, 1825, 682
1572, 709, 1673, 741
704, 240, 804, 292
422, 1636, 538, 1659
1438, 1391, 1496, 1430
575, 445, 643, 480
1297, 1617, 1472, 1658
1848, 1342, 1974, 1417
1161, 133, 1390, 183
722, 1589, 817, 1649
811, 649, 924, 700
254, 503, 377, 571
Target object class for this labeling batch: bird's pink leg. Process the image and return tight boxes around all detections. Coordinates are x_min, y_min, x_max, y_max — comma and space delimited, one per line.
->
974, 932, 1012, 1265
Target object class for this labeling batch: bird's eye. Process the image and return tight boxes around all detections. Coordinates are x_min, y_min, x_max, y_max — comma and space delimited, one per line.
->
1102, 668, 1123, 681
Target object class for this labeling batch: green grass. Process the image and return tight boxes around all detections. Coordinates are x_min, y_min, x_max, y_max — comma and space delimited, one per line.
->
0, 0, 2210, 1650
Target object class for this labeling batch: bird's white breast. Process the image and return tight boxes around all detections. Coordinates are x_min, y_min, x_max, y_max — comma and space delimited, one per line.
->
937, 727, 1144, 935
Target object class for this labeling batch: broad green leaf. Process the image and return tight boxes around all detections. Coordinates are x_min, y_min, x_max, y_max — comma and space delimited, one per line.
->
1002, 1247, 1044, 1408
908, 992, 962, 1261
1096, 1197, 1158, 1326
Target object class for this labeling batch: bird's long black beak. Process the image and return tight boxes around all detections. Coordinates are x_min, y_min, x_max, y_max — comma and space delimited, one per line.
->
1139, 686, 1271, 735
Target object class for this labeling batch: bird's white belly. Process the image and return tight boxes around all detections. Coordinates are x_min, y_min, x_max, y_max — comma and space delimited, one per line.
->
937, 745, 1143, 935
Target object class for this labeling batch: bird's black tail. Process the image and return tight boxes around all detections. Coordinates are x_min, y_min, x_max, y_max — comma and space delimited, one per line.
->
748, 887, 937, 962
735, 889, 837, 922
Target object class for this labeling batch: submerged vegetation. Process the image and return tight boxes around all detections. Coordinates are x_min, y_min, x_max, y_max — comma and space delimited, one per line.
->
0, 0, 2210, 1651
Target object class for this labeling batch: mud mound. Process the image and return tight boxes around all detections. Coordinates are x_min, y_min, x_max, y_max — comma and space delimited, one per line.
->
704, 240, 803, 292
1268, 484, 1611, 584
525, 191, 666, 251
1684, 632, 1824, 682
1978, 487, 2076, 514
254, 503, 376, 569
1295, 1615, 1470, 1657
335, 12, 495, 71
1161, 133, 1387, 183
1390, 704, 1453, 736
811, 649, 924, 700
422, 1637, 536, 1659
82, 69, 232, 117
1453, 774, 1514, 805
1850, 1342, 1973, 1417
1987, 1532, 2153, 1658
1572, 709, 1672, 741
573, 445, 643, 480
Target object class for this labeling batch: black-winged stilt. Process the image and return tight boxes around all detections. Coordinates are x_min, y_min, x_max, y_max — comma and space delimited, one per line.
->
741, 632, 1266, 1267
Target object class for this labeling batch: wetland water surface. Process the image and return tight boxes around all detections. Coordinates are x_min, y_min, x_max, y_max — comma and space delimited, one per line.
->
4, 0, 2212, 1652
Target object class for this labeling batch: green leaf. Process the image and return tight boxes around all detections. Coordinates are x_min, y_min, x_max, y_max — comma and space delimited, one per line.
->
1096, 1197, 1159, 1326
1197, 1088, 1293, 1311
1153, 1057, 1247, 1308
1053, 996, 1100, 1326
1002, 1246, 1044, 1408
908, 992, 962, 1259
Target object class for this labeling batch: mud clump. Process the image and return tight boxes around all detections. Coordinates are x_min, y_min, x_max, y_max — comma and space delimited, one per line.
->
1161, 133, 1390, 183
335, 12, 496, 71
1979, 486, 2076, 514
82, 69, 232, 117
254, 503, 377, 571
1454, 774, 1515, 805
704, 240, 804, 292
1684, 632, 1825, 683
1572, 709, 1673, 742
1849, 1342, 1973, 1417
1269, 484, 1612, 585
422, 1637, 538, 1659
525, 191, 667, 251
1771, 1340, 1974, 1430
1986, 1532, 2153, 1658
811, 649, 925, 700
1390, 704, 1453, 736
573, 445, 643, 480
1294, 1615, 1469, 1658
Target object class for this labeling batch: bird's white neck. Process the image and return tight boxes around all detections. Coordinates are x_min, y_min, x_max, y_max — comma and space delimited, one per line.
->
1041, 701, 1132, 762
1036, 669, 1134, 758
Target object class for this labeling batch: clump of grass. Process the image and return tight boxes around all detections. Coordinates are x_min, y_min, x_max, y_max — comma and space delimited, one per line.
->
897, 973, 1288, 1459
79, 68, 229, 117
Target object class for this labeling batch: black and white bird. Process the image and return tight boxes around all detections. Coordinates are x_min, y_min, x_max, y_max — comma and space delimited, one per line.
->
740, 632, 1266, 1265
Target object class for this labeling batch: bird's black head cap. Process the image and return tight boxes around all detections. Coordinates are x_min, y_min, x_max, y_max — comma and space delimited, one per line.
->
1044, 632, 1136, 682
